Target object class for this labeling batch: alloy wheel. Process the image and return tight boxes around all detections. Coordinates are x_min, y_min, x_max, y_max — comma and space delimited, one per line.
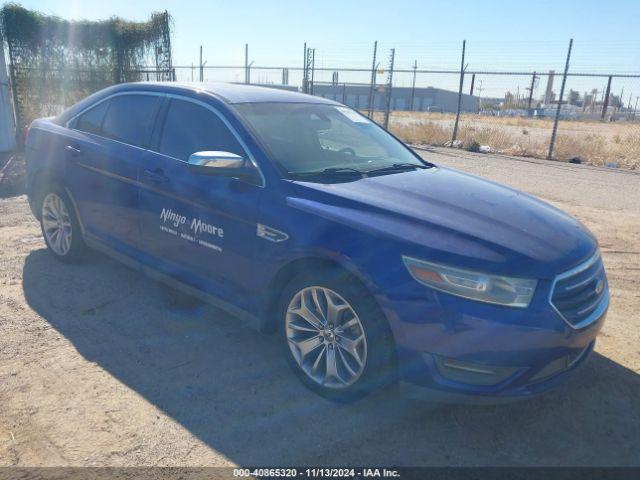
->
42, 193, 73, 256
286, 286, 368, 389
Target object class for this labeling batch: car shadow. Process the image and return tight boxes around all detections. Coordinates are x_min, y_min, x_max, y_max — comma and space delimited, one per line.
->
21, 248, 640, 466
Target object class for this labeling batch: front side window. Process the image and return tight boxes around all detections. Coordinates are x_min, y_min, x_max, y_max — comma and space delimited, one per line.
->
159, 99, 245, 161
73, 100, 110, 135
235, 102, 427, 178
101, 94, 160, 148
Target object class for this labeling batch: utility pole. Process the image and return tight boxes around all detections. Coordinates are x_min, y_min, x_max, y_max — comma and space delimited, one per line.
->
309, 48, 315, 95
367, 41, 378, 119
476, 80, 483, 113
547, 38, 572, 160
613, 87, 624, 118
383, 48, 395, 129
199, 45, 203, 82
601, 76, 612, 120
451, 40, 466, 145
302, 42, 307, 93
410, 60, 417, 111
302, 45, 315, 94
469, 73, 476, 96
244, 44, 249, 84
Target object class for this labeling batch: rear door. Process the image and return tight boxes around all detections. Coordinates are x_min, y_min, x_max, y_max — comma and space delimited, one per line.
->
138, 97, 264, 306
66, 93, 161, 251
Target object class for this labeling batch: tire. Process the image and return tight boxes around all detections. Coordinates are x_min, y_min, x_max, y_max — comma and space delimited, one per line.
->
279, 268, 396, 402
38, 186, 86, 263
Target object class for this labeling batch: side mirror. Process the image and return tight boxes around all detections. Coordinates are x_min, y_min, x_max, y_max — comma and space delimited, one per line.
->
187, 151, 260, 184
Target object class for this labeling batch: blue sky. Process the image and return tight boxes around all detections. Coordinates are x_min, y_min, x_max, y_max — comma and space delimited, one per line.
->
10, 0, 640, 100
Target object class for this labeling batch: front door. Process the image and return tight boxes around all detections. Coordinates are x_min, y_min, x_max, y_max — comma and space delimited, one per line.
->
138, 97, 263, 307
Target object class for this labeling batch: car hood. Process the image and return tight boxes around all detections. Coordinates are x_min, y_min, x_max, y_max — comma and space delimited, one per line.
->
288, 167, 596, 279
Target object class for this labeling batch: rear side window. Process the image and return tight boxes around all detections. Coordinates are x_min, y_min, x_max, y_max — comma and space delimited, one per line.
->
74, 100, 109, 135
101, 94, 160, 148
159, 99, 244, 161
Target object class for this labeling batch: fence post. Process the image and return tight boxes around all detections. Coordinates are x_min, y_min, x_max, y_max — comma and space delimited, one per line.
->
547, 38, 573, 160
0, 31, 16, 151
601, 75, 612, 120
451, 40, 466, 145
3, 34, 22, 150
367, 41, 377, 118
527, 71, 537, 111
342, 83, 346, 104
383, 48, 395, 129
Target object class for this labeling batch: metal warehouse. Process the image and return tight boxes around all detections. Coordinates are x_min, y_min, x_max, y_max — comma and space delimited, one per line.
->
311, 83, 480, 113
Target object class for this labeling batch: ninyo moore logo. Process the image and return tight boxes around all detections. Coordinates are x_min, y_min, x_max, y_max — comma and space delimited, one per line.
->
160, 208, 224, 240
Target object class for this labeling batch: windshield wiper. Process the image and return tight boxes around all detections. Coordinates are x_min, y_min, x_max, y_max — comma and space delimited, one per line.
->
289, 167, 365, 178
365, 163, 431, 175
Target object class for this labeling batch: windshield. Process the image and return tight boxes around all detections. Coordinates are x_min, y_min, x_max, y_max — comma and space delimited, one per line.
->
234, 102, 430, 178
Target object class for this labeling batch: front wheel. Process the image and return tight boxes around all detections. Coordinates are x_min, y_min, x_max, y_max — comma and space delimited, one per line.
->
280, 270, 396, 401
39, 188, 86, 262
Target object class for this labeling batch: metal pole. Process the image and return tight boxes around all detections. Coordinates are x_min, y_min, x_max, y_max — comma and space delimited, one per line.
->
367, 41, 378, 118
527, 71, 536, 110
4, 33, 21, 149
410, 60, 417, 111
547, 38, 573, 160
451, 40, 466, 145
342, 83, 346, 104
469, 73, 475, 96
244, 44, 249, 84
199, 45, 203, 82
601, 75, 612, 120
383, 48, 395, 129
634, 96, 639, 120
0, 29, 16, 151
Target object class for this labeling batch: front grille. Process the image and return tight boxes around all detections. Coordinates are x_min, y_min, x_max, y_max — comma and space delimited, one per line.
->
550, 252, 608, 328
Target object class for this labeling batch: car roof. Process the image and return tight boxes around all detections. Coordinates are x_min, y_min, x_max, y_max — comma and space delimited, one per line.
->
55, 81, 341, 126
130, 81, 340, 105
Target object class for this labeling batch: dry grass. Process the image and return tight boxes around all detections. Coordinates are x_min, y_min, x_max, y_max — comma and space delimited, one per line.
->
386, 111, 640, 170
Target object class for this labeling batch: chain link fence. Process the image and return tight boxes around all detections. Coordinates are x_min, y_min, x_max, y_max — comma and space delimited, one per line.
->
5, 36, 640, 169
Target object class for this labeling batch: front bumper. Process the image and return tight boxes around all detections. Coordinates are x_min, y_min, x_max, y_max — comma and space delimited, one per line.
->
398, 340, 596, 404
378, 276, 607, 401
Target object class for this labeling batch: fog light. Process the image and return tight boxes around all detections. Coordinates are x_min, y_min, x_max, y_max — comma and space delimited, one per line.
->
433, 355, 518, 386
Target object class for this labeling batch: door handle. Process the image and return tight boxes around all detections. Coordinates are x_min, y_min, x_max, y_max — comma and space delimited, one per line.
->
143, 168, 169, 184
65, 145, 82, 157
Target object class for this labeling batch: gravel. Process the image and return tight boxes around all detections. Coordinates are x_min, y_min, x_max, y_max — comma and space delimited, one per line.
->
0, 149, 638, 467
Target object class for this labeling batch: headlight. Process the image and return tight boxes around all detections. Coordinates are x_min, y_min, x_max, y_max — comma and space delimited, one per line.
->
402, 256, 537, 308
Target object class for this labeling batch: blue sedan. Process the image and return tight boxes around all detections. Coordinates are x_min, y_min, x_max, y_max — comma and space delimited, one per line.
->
25, 82, 609, 402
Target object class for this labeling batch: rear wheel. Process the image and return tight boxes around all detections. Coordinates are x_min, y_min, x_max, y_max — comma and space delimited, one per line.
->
280, 269, 396, 401
39, 188, 85, 262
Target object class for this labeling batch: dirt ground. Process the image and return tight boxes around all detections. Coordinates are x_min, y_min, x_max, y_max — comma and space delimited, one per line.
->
0, 148, 639, 467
